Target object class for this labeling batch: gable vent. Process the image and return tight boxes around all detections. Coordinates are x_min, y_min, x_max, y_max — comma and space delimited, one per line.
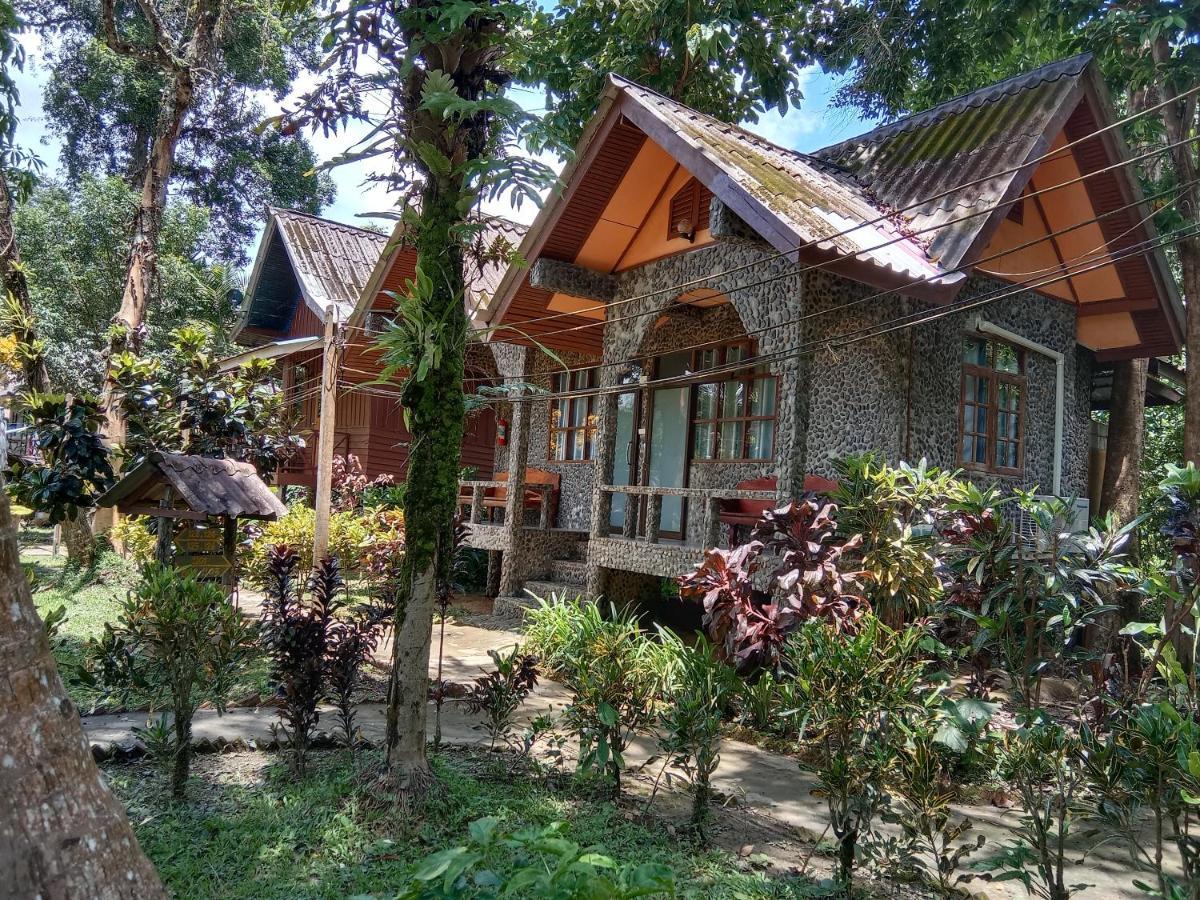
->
668, 178, 713, 241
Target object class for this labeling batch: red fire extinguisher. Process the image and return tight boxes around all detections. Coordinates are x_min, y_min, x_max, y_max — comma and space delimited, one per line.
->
497, 417, 509, 446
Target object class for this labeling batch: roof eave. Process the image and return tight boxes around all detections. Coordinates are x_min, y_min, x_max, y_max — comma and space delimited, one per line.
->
482, 76, 628, 330
347, 221, 407, 329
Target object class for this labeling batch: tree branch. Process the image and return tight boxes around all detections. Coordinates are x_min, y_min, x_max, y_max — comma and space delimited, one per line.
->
100, 0, 180, 71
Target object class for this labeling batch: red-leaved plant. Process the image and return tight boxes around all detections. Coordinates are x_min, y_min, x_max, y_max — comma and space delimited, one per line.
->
678, 497, 868, 672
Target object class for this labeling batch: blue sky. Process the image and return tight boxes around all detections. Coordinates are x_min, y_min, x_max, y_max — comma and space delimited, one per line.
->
9, 34, 875, 265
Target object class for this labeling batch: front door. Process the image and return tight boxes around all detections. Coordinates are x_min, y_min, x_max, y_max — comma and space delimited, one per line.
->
646, 352, 691, 537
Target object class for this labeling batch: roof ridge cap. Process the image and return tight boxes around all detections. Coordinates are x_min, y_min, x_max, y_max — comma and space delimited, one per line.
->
271, 206, 390, 238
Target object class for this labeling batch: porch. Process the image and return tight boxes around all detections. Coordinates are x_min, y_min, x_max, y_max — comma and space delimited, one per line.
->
459, 473, 779, 605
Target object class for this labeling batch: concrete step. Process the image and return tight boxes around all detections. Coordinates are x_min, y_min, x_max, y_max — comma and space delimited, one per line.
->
560, 541, 588, 562
549, 558, 587, 586
523, 580, 588, 602
494, 580, 591, 623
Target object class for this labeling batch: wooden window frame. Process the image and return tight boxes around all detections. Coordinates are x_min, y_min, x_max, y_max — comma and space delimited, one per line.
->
548, 368, 598, 463
958, 337, 1026, 476
689, 341, 777, 463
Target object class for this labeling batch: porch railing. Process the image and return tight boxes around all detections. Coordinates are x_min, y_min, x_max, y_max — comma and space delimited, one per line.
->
459, 480, 555, 529
600, 484, 777, 548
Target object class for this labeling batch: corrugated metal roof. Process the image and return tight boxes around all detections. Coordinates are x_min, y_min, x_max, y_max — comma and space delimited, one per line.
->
96, 452, 289, 520
273, 208, 390, 320
614, 76, 954, 290
815, 54, 1092, 270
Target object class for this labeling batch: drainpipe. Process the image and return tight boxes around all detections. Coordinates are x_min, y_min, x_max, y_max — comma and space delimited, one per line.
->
973, 317, 1064, 497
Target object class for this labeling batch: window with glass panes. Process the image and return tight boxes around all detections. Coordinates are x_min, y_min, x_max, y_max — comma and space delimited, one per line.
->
690, 342, 777, 461
549, 369, 597, 461
960, 336, 1024, 474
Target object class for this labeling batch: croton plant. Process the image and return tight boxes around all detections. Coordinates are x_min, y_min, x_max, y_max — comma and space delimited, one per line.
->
678, 497, 868, 672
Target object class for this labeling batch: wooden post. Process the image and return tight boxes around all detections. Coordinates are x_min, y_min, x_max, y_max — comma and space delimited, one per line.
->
312, 305, 340, 567
154, 488, 173, 566
222, 516, 238, 592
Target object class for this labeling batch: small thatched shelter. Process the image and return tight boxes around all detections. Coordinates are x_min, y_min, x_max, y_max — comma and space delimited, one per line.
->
97, 452, 287, 583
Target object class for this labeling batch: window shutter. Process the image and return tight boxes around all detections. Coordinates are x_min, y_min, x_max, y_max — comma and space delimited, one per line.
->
667, 178, 712, 240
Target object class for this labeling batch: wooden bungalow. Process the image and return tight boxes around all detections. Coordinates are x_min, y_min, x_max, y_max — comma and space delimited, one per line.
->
231, 209, 526, 489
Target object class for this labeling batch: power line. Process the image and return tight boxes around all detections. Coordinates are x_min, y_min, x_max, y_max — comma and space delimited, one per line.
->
476, 89, 1200, 335
370, 222, 1199, 408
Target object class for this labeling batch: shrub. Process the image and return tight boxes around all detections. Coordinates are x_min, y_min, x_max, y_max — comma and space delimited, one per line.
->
655, 629, 739, 826
111, 514, 157, 566
831, 453, 953, 627
463, 645, 540, 750
324, 607, 384, 750
678, 497, 867, 673
260, 547, 340, 774
530, 599, 663, 797
1083, 700, 1200, 898
882, 736, 985, 895
942, 487, 1139, 706
399, 818, 675, 899
977, 714, 1090, 900
245, 505, 404, 586
782, 616, 937, 891
87, 565, 257, 799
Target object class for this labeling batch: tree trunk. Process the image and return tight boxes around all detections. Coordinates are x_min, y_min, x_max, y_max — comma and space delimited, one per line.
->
62, 508, 98, 568
1149, 39, 1200, 464
1099, 357, 1147, 529
0, 173, 50, 393
0, 488, 165, 897
100, 69, 194, 447
384, 175, 469, 796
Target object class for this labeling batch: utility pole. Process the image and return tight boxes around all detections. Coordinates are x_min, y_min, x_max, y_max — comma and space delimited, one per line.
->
312, 304, 340, 567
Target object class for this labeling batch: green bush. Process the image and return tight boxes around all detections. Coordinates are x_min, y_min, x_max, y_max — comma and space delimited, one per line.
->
85, 565, 258, 799
243, 505, 404, 586
399, 817, 675, 899
655, 629, 739, 826
782, 616, 938, 891
111, 514, 158, 566
527, 598, 665, 797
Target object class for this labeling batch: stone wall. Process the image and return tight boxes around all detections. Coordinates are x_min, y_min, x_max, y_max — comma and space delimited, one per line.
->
800, 269, 1092, 497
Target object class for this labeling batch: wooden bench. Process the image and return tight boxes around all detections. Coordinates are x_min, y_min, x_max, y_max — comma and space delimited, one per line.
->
718, 474, 838, 546
461, 469, 561, 525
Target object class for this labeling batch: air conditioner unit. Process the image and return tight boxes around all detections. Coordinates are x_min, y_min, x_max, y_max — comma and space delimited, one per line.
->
1011, 496, 1090, 550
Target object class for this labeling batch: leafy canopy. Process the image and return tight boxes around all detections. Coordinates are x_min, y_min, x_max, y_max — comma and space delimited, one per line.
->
516, 0, 824, 146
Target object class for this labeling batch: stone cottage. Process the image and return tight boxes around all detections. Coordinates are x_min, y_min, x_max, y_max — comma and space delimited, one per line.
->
456, 54, 1183, 609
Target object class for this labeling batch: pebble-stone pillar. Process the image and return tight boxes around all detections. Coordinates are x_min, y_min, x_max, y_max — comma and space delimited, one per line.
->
586, 359, 620, 598
497, 376, 531, 598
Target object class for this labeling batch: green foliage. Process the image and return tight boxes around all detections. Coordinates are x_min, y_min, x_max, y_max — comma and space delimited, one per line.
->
654, 629, 739, 827
111, 514, 158, 567
107, 748, 817, 898
526, 598, 664, 797
782, 616, 939, 890
517, 0, 822, 147
85, 564, 258, 799
8, 392, 113, 523
463, 645, 540, 751
400, 818, 675, 899
111, 324, 304, 476
977, 714, 1090, 900
1084, 701, 1200, 898
36, 0, 333, 263
943, 488, 1138, 706
12, 176, 240, 390
831, 454, 954, 627
245, 504, 405, 587
880, 736, 986, 895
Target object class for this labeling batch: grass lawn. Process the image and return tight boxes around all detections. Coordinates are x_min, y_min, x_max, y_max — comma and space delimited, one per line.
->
107, 748, 835, 899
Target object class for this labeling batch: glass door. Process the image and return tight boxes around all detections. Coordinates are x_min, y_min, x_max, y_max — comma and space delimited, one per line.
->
646, 352, 691, 537
609, 385, 640, 531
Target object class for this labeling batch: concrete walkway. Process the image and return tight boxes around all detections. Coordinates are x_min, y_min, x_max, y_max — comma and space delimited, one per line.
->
83, 620, 1165, 899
